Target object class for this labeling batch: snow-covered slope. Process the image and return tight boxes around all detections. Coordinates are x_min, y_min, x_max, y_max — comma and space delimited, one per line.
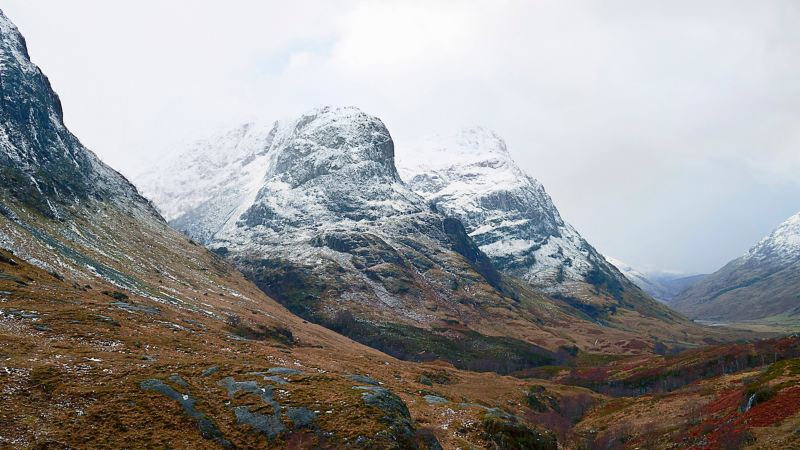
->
396, 127, 632, 300
745, 212, 800, 263
137, 122, 279, 243
605, 257, 670, 300
672, 211, 800, 321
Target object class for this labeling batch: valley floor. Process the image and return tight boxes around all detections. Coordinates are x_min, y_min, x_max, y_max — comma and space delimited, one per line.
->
695, 316, 800, 335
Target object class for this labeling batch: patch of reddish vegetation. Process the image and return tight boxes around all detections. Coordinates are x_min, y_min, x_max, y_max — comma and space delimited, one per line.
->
680, 388, 741, 448
702, 388, 742, 416
738, 386, 800, 427
684, 386, 800, 449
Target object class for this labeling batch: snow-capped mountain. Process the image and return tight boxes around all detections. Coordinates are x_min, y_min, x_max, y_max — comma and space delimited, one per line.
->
745, 212, 800, 263
671, 211, 800, 321
139, 107, 702, 366
140, 108, 424, 246
139, 106, 574, 371
137, 122, 277, 239
0, 7, 288, 313
396, 127, 635, 301
605, 257, 670, 300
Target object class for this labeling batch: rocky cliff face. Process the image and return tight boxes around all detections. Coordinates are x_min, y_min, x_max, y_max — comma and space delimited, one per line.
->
140, 107, 714, 368
0, 13, 151, 220
0, 7, 298, 343
140, 107, 578, 372
396, 127, 651, 307
671, 212, 800, 321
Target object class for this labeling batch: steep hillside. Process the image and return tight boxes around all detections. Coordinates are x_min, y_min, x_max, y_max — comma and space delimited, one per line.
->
671, 212, 800, 323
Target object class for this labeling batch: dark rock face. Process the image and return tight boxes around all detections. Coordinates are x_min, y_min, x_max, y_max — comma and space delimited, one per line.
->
218, 374, 318, 440
0, 10, 154, 219
354, 386, 417, 448
441, 217, 505, 293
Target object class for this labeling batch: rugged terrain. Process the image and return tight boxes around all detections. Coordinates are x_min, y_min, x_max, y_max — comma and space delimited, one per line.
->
396, 128, 623, 295
4, 6, 800, 449
138, 108, 736, 373
0, 10, 564, 448
671, 212, 800, 327
567, 334, 800, 449
5, 248, 799, 449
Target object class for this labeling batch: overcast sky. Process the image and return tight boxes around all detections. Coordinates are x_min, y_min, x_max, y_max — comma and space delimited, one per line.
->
4, 1, 799, 274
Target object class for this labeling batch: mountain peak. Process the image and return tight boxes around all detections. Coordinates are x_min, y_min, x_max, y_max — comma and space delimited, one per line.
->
137, 106, 416, 243
672, 209, 800, 321
266, 105, 399, 188
398, 126, 514, 175
398, 129, 633, 299
0, 9, 35, 74
0, 8, 152, 219
746, 211, 800, 262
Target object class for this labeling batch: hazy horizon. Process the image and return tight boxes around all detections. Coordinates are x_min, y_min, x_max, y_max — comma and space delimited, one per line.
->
3, 0, 799, 274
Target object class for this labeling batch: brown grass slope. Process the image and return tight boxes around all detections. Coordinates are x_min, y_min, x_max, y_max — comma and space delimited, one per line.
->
0, 243, 586, 449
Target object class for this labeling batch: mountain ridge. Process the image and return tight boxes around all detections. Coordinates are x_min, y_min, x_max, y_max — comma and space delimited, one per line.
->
138, 109, 728, 369
139, 106, 573, 371
0, 11, 158, 221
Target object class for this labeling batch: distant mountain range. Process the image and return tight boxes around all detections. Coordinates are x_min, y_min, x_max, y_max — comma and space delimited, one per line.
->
604, 257, 706, 302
